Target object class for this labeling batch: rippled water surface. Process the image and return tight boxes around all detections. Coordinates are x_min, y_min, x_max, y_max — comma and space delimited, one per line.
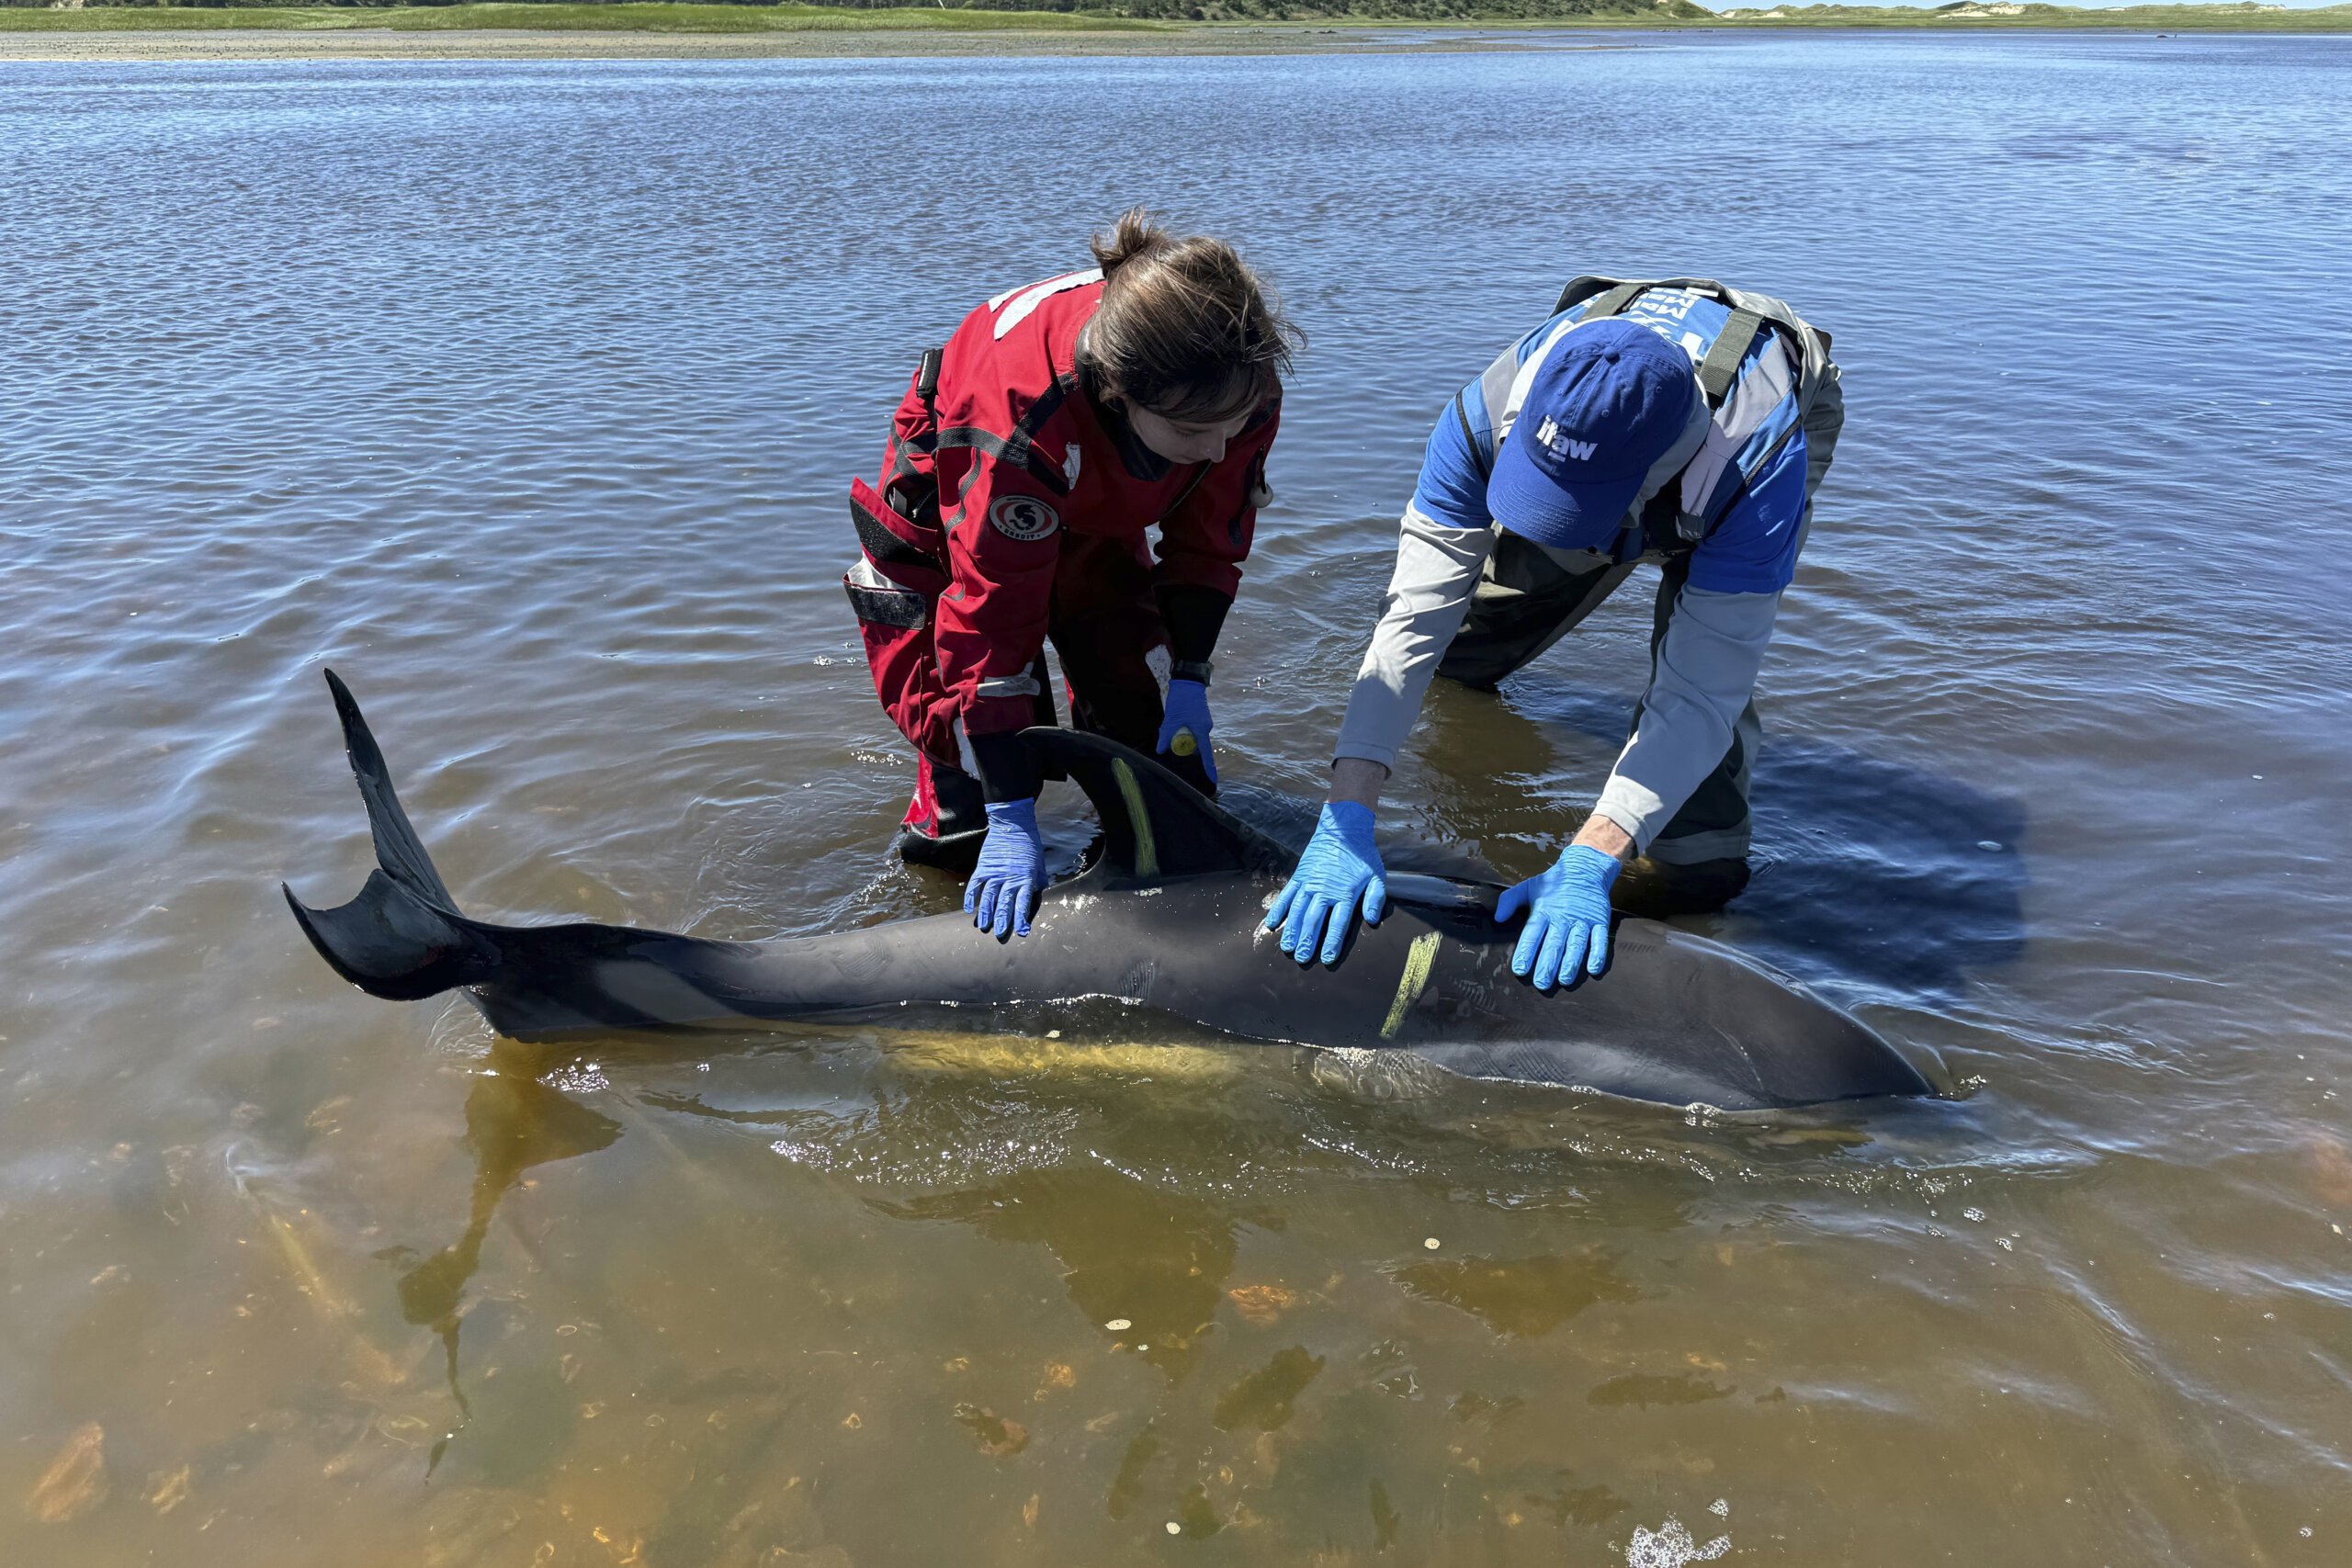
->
6, 33, 2351, 1565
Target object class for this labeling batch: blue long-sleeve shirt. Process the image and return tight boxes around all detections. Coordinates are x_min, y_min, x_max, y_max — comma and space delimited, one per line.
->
1335, 295, 1832, 851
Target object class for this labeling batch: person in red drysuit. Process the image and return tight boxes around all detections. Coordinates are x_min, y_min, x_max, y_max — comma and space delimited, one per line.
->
843, 210, 1297, 938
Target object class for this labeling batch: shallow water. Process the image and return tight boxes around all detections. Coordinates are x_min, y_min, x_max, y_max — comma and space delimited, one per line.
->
5, 33, 2350, 1565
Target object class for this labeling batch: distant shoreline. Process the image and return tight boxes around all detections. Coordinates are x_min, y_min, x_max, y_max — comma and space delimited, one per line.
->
1, 4, 2343, 63
0, 27, 1545, 61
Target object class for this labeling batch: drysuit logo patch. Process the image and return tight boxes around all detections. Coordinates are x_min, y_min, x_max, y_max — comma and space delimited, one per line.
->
988, 494, 1061, 543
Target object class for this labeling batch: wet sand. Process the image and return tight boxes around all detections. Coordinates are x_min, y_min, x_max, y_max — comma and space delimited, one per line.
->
0, 25, 1570, 62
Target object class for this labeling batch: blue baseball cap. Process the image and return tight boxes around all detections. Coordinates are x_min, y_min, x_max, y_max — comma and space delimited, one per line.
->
1487, 320, 1701, 552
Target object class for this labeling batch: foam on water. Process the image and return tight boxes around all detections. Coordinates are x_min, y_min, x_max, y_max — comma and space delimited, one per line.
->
1625, 1517, 1732, 1567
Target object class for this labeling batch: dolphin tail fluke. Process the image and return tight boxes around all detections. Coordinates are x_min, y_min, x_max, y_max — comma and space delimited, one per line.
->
324, 667, 460, 912
284, 870, 497, 1002
286, 671, 500, 1001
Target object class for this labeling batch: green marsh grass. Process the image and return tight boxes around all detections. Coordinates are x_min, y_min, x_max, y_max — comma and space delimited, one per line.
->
0, 4, 1162, 33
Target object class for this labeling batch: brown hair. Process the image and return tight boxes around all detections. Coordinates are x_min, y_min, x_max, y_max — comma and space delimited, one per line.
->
1080, 209, 1300, 424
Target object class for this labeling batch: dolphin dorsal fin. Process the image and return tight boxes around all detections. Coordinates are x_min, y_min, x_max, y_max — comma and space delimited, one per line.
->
1021, 728, 1290, 881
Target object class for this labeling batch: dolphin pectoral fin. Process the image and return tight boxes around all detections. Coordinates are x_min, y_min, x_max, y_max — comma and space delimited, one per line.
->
1020, 728, 1292, 882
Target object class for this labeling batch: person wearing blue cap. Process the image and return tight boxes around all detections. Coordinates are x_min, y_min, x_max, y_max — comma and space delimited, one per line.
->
1263, 276, 1845, 988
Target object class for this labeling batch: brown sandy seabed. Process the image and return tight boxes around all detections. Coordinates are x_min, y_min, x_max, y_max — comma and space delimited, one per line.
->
0, 26, 1602, 61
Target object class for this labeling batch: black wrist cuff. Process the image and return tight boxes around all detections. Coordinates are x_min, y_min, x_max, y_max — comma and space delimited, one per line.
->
964, 731, 1042, 805
1156, 583, 1232, 667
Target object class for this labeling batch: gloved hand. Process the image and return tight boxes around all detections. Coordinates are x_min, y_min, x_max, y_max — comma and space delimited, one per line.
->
967, 799, 1046, 939
1264, 801, 1386, 966
1155, 678, 1216, 789
1496, 843, 1622, 989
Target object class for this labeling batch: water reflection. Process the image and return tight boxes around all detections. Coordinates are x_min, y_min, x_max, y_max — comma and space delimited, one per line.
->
1419, 682, 2030, 996
1211, 1345, 1327, 1431
1391, 1247, 1644, 1337
330, 1013, 1924, 1555
1586, 1371, 1735, 1408
876, 1167, 1253, 1385
384, 1054, 621, 1473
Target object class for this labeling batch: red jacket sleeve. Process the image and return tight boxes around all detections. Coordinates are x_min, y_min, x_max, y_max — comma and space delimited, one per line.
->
1151, 400, 1281, 601
933, 447, 1067, 741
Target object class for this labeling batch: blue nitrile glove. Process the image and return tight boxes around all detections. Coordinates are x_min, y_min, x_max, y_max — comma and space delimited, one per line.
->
1496, 844, 1622, 989
967, 799, 1046, 939
1155, 679, 1216, 788
1263, 801, 1386, 966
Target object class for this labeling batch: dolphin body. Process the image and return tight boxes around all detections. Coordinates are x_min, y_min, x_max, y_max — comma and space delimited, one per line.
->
285, 672, 1933, 1111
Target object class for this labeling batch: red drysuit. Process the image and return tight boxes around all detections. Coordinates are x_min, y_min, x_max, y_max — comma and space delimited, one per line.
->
844, 269, 1278, 811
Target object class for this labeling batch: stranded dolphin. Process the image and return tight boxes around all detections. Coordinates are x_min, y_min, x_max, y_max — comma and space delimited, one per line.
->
284, 671, 1933, 1111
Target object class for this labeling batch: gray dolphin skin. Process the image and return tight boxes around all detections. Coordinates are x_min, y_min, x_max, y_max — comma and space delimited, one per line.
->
285, 671, 1934, 1111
